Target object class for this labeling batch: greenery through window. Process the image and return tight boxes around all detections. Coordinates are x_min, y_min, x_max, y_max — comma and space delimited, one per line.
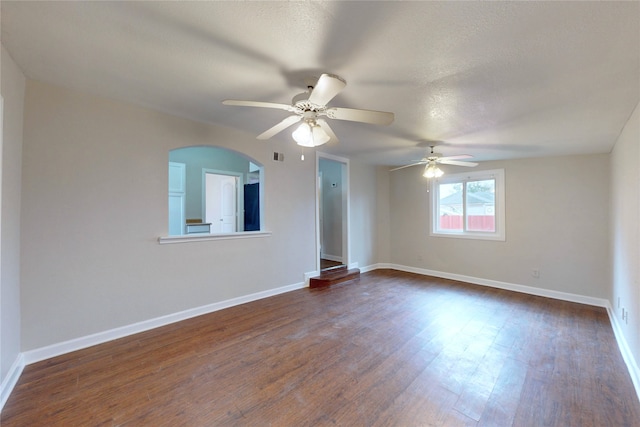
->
431, 169, 505, 241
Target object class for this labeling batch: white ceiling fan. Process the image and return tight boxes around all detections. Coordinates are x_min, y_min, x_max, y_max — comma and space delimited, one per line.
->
223, 73, 394, 147
390, 146, 478, 178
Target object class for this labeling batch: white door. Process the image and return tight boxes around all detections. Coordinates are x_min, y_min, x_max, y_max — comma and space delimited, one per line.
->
205, 173, 237, 233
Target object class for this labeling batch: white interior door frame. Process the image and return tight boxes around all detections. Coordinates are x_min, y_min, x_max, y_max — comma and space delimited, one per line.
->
0, 96, 3, 386
168, 162, 186, 235
318, 171, 323, 257
202, 168, 244, 232
316, 152, 350, 272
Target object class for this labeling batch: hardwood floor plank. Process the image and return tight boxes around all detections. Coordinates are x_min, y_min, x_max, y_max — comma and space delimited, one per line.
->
3, 270, 639, 426
477, 356, 528, 427
453, 342, 511, 422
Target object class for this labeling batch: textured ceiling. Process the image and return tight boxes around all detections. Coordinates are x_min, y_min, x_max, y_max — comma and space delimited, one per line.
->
2, 1, 639, 166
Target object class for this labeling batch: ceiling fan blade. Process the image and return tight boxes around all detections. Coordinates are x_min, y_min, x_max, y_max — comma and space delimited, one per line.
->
437, 154, 473, 161
256, 115, 302, 140
317, 119, 339, 142
223, 99, 295, 112
308, 74, 346, 106
389, 162, 426, 172
438, 159, 479, 167
326, 107, 394, 125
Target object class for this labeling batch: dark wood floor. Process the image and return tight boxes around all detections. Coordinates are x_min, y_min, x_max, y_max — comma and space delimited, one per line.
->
3, 270, 640, 426
320, 258, 343, 270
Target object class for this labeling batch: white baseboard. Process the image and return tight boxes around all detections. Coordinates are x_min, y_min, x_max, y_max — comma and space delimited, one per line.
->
321, 253, 342, 263
360, 263, 391, 273
381, 263, 609, 307
1, 353, 25, 411
607, 305, 640, 402
23, 280, 306, 365
304, 271, 319, 287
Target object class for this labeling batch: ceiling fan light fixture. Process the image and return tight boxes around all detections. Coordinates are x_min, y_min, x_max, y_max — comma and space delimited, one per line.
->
292, 122, 311, 145
423, 162, 443, 178
292, 121, 330, 147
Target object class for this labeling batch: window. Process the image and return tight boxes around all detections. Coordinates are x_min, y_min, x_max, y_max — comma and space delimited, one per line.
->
431, 169, 505, 241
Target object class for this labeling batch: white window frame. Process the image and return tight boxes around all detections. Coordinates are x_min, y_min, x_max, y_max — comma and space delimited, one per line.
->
430, 168, 505, 241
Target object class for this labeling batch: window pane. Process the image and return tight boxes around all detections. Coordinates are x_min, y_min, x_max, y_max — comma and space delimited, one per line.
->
438, 183, 463, 231
430, 169, 505, 241
465, 179, 495, 232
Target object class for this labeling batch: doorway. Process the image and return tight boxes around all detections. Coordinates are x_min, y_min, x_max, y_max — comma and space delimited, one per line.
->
317, 154, 349, 272
203, 169, 243, 233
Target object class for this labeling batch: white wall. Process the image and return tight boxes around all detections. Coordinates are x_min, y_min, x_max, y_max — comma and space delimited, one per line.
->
389, 154, 610, 299
0, 46, 25, 392
349, 159, 379, 268
20, 80, 328, 351
610, 101, 640, 370
375, 166, 391, 264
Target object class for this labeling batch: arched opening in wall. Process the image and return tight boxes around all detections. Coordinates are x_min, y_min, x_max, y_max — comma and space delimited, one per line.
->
168, 146, 263, 236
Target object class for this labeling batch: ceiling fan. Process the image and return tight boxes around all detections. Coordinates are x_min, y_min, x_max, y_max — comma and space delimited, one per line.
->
223, 73, 394, 147
390, 146, 478, 178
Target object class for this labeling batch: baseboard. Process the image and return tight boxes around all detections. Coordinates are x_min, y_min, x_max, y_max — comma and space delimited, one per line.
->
321, 253, 342, 263
23, 280, 306, 365
360, 263, 391, 273
1, 353, 25, 412
304, 271, 319, 287
607, 305, 640, 402
383, 263, 609, 307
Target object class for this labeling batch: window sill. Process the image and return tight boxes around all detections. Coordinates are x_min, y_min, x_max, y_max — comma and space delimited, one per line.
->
430, 231, 505, 242
158, 231, 272, 244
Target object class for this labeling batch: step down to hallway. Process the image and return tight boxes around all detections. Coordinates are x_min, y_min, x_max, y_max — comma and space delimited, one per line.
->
309, 265, 360, 289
